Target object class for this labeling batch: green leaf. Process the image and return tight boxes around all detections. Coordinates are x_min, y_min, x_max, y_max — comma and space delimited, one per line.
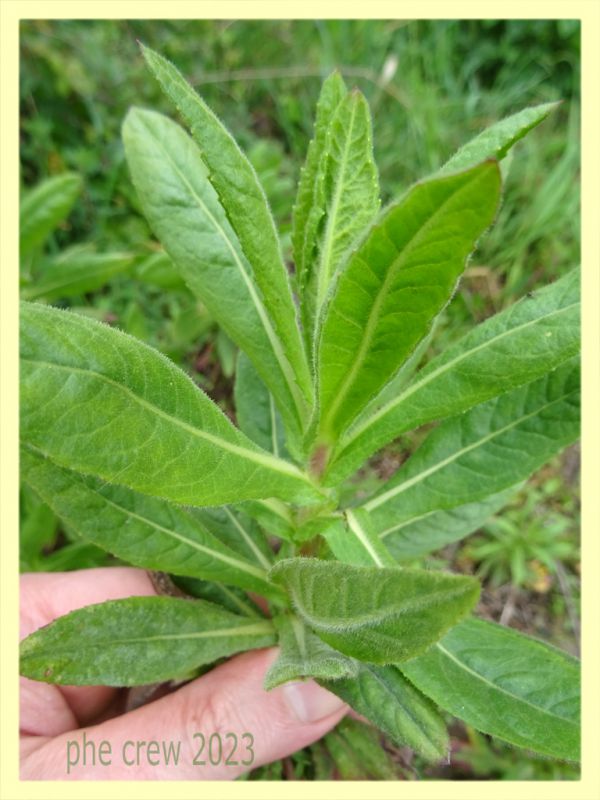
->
238, 498, 297, 542
20, 596, 276, 686
327, 268, 580, 484
135, 250, 188, 291
20, 301, 322, 507
21, 246, 135, 301
440, 102, 560, 175
122, 108, 307, 451
269, 558, 479, 664
140, 47, 312, 424
234, 352, 287, 457
321, 663, 448, 761
383, 486, 520, 561
20, 172, 82, 258
263, 613, 359, 690
172, 576, 265, 618
401, 618, 580, 761
20, 444, 281, 599
322, 510, 396, 567
315, 161, 501, 444
323, 718, 400, 780
364, 359, 580, 533
292, 72, 347, 297
301, 88, 380, 346
191, 505, 274, 571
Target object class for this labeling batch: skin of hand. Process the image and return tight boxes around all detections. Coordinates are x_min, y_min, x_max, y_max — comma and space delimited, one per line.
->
20, 567, 348, 780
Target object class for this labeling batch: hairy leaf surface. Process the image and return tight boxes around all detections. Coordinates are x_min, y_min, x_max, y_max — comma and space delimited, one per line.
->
440, 102, 559, 175
122, 108, 307, 448
141, 47, 312, 421
292, 72, 347, 297
191, 505, 274, 571
21, 445, 280, 598
401, 618, 580, 761
301, 88, 380, 343
264, 613, 359, 690
20, 172, 82, 258
20, 596, 276, 686
316, 161, 501, 442
20, 302, 322, 506
364, 360, 580, 532
322, 663, 448, 761
327, 268, 580, 483
269, 558, 479, 664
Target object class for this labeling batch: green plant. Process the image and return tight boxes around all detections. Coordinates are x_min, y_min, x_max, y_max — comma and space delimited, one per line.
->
19, 47, 580, 769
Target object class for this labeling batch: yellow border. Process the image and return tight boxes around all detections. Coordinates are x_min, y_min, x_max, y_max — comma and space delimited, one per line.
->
2, 2, 599, 799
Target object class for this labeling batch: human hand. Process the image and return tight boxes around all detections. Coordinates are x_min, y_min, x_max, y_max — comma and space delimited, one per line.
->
20, 567, 348, 780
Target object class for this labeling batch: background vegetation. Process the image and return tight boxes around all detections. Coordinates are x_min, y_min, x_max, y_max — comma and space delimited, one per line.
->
19, 18, 580, 781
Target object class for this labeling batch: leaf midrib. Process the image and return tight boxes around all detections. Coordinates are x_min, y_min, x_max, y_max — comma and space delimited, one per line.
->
338, 301, 578, 454
22, 357, 308, 483
364, 385, 577, 514
345, 509, 384, 566
320, 167, 492, 436
433, 641, 579, 727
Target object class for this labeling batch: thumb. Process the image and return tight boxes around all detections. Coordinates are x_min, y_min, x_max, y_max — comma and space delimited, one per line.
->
22, 648, 348, 780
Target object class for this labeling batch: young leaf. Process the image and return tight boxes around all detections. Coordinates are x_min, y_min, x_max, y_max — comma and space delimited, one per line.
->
315, 160, 501, 444
321, 663, 448, 761
234, 352, 287, 457
172, 576, 265, 618
21, 445, 281, 599
269, 558, 479, 664
20, 301, 322, 507
440, 102, 560, 175
263, 613, 359, 690
327, 268, 580, 484
140, 46, 312, 418
322, 511, 396, 567
364, 359, 580, 533
292, 72, 347, 293
383, 486, 520, 561
20, 172, 82, 258
301, 88, 380, 345
20, 596, 276, 686
401, 618, 580, 762
21, 246, 135, 301
238, 498, 297, 543
122, 108, 307, 450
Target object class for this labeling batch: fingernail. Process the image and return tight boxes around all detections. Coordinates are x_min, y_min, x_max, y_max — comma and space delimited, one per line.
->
281, 680, 347, 723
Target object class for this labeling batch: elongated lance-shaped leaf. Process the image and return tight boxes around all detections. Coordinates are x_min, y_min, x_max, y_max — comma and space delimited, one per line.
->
321, 663, 448, 761
401, 618, 580, 762
21, 247, 135, 301
302, 88, 380, 347
191, 505, 274, 571
292, 72, 347, 293
364, 359, 580, 534
140, 48, 312, 419
21, 444, 282, 600
122, 108, 306, 452
322, 511, 396, 567
20, 172, 82, 258
234, 352, 287, 458
20, 302, 323, 507
384, 485, 521, 561
326, 267, 580, 484
263, 613, 359, 690
440, 101, 560, 175
322, 718, 400, 780
20, 596, 276, 686
269, 558, 479, 664
315, 161, 501, 446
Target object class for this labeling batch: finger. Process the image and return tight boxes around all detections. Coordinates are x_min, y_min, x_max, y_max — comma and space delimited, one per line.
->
21, 568, 156, 732
21, 647, 348, 780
